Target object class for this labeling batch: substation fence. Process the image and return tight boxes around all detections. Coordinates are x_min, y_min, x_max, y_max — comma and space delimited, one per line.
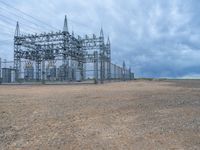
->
0, 58, 134, 84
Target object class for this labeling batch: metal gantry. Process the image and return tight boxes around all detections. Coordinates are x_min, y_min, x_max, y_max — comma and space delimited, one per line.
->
1, 15, 134, 84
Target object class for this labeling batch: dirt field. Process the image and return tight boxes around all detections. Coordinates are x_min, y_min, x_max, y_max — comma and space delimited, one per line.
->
0, 80, 200, 150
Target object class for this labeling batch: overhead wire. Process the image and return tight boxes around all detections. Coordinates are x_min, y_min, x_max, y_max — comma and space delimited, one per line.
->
0, 14, 39, 34
0, 0, 105, 40
0, 0, 59, 31
0, 5, 49, 33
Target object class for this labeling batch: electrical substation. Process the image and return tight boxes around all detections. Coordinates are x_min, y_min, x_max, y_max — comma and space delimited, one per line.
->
0, 16, 134, 84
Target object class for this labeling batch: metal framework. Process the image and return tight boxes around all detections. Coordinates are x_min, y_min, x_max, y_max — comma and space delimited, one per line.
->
11, 15, 133, 84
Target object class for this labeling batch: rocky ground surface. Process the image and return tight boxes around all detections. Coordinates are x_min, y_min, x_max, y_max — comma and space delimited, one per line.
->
0, 80, 200, 150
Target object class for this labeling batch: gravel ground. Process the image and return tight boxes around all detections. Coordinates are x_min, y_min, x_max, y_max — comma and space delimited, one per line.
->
0, 80, 200, 150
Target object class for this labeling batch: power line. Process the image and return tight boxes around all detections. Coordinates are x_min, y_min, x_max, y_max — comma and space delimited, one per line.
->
0, 14, 39, 34
0, 0, 104, 37
0, 0, 59, 31
1, 1, 101, 32
0, 5, 50, 32
0, 1, 105, 39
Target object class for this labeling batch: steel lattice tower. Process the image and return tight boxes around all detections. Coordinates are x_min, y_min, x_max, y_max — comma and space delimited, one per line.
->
13, 15, 112, 83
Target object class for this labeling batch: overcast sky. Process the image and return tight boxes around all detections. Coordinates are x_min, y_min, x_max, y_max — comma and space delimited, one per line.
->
0, 0, 200, 78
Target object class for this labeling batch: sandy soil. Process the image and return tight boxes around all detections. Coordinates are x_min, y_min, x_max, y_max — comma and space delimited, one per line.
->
0, 80, 200, 150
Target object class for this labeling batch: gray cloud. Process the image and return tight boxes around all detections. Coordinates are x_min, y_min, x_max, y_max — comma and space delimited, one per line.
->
0, 0, 200, 78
